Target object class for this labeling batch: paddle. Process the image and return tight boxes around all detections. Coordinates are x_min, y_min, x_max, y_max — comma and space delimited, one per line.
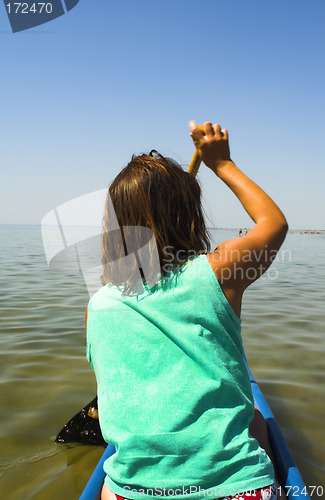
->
55, 396, 106, 445
56, 137, 203, 445
188, 147, 202, 176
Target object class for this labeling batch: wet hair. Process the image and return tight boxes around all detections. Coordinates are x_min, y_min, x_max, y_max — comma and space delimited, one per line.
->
102, 151, 211, 293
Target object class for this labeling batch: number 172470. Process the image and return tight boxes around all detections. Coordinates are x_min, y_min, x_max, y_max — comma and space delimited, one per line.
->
278, 485, 323, 497
6, 3, 53, 14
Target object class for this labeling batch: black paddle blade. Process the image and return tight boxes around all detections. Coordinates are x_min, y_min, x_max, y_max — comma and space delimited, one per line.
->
55, 396, 106, 446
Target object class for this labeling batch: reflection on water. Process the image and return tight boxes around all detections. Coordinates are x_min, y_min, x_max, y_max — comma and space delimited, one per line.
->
0, 225, 324, 498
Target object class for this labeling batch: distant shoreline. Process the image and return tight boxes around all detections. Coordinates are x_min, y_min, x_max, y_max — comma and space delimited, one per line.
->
0, 224, 325, 233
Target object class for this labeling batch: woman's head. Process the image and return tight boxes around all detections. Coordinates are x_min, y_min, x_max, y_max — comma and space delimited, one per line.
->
102, 151, 210, 291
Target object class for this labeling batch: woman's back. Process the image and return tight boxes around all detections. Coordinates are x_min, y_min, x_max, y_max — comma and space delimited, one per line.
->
87, 254, 275, 500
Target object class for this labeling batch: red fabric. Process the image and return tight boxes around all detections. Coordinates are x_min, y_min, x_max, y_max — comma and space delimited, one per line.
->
115, 482, 277, 500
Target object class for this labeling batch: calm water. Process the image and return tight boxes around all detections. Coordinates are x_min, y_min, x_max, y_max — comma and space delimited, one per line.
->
0, 225, 324, 499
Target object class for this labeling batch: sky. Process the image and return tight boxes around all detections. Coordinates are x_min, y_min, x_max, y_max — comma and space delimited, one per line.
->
0, 0, 324, 229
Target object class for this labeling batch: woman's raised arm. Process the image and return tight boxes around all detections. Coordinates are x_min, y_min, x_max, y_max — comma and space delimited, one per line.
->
189, 121, 288, 315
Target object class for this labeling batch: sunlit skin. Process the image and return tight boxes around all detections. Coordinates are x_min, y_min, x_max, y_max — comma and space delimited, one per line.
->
189, 121, 288, 320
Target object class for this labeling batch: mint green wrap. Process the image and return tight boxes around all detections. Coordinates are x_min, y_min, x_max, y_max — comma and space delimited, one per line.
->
87, 255, 275, 499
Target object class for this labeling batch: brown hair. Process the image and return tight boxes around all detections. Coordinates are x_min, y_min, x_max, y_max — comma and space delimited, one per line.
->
102, 151, 210, 293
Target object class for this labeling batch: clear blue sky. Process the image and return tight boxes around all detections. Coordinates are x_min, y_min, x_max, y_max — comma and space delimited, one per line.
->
0, 0, 324, 229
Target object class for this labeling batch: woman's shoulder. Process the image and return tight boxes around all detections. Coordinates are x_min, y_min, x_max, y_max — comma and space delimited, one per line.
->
88, 282, 124, 310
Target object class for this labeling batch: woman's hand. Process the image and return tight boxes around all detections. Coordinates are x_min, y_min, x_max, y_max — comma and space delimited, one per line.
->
189, 121, 232, 173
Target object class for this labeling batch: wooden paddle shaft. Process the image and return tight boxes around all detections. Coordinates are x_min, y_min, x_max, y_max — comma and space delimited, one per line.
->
188, 149, 201, 177
187, 124, 205, 177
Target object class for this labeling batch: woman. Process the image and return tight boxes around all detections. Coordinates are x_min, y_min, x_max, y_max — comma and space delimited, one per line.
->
86, 121, 288, 500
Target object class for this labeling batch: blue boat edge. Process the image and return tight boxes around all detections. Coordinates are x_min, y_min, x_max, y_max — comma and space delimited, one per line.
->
80, 362, 310, 500
245, 362, 310, 500
79, 443, 115, 500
